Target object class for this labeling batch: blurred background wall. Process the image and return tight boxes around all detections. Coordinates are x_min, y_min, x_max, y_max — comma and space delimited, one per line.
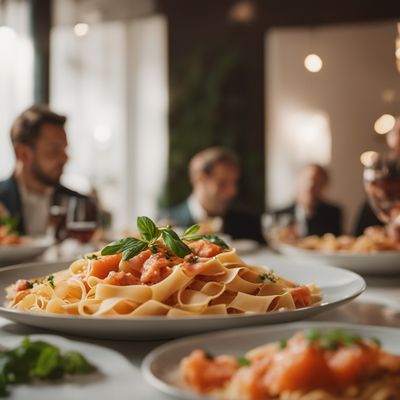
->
267, 20, 400, 232
1, 0, 400, 232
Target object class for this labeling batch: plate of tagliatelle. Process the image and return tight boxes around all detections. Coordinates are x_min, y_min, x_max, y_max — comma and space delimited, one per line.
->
275, 226, 400, 275
0, 217, 365, 340
142, 321, 400, 400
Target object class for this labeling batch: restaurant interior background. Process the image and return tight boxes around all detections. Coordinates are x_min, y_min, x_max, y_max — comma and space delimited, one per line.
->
1, 0, 400, 232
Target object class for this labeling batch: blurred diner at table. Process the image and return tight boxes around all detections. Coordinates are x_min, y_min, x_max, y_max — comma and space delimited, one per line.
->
0, 105, 84, 237
274, 163, 343, 237
160, 147, 265, 243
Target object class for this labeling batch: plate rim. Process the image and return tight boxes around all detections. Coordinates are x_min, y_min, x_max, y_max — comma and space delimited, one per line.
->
0, 260, 366, 323
277, 242, 400, 257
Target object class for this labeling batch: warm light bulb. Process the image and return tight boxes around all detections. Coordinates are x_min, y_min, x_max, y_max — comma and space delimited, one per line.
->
374, 114, 395, 134
360, 151, 379, 167
73, 23, 89, 37
304, 54, 323, 72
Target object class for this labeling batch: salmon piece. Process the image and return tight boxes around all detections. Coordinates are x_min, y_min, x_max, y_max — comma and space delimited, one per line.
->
140, 253, 173, 284
120, 249, 152, 274
290, 286, 312, 308
327, 345, 380, 389
181, 255, 211, 275
88, 254, 122, 279
264, 335, 335, 395
103, 271, 140, 286
188, 240, 223, 258
181, 350, 239, 392
16, 279, 31, 291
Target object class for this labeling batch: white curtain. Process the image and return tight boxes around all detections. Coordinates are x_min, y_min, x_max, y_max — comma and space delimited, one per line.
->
0, 0, 33, 180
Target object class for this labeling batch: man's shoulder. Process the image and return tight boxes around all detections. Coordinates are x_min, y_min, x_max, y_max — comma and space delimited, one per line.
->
0, 176, 17, 197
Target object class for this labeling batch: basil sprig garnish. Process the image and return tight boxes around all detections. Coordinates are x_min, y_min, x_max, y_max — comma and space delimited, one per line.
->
101, 217, 229, 261
0, 214, 19, 233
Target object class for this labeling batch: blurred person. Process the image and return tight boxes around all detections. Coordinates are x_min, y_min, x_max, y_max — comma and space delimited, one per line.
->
160, 147, 265, 242
275, 164, 342, 237
354, 116, 400, 236
0, 105, 83, 236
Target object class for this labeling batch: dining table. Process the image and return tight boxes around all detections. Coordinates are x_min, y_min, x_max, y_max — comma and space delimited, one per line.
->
0, 244, 399, 399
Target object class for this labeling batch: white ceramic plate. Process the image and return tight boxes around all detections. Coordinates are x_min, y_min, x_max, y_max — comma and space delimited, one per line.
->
142, 321, 400, 400
0, 236, 53, 266
0, 260, 365, 340
276, 242, 400, 275
0, 333, 138, 400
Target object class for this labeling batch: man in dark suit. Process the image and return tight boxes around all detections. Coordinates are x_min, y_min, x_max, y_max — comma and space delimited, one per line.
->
275, 164, 342, 237
0, 105, 81, 236
160, 147, 265, 243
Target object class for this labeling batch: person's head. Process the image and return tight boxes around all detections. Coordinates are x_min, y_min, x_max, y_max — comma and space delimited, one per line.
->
11, 105, 68, 188
189, 147, 240, 216
297, 163, 330, 208
386, 117, 400, 155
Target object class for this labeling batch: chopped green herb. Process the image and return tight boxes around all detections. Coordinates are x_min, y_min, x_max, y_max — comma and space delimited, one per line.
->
304, 329, 364, 350
86, 254, 99, 260
236, 356, 251, 367
304, 328, 321, 342
151, 245, 158, 254
371, 337, 381, 347
47, 275, 55, 289
0, 215, 19, 234
278, 339, 287, 349
259, 272, 277, 283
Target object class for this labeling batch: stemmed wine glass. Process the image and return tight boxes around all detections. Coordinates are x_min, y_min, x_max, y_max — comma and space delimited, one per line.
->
65, 196, 99, 244
363, 152, 400, 241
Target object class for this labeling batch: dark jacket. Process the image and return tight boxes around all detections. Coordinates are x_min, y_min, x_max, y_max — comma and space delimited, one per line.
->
161, 200, 265, 243
275, 201, 343, 237
0, 175, 82, 235
353, 200, 383, 236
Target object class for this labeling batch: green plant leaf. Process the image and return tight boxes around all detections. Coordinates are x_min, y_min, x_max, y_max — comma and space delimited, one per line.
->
202, 234, 229, 249
182, 224, 200, 238
122, 241, 148, 261
181, 234, 204, 242
101, 237, 147, 256
137, 216, 159, 242
162, 229, 192, 258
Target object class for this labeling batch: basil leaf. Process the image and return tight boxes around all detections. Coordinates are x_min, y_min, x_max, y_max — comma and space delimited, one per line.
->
181, 234, 204, 242
31, 347, 63, 379
137, 216, 159, 242
236, 356, 251, 367
101, 237, 146, 256
182, 224, 200, 237
62, 351, 96, 374
122, 241, 148, 261
203, 234, 229, 249
162, 229, 192, 258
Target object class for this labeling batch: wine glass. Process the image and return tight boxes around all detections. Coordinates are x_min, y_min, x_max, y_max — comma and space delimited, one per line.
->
363, 152, 400, 241
65, 197, 99, 244
261, 212, 297, 248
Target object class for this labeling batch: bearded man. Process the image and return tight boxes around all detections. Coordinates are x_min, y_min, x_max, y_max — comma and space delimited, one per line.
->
0, 105, 82, 236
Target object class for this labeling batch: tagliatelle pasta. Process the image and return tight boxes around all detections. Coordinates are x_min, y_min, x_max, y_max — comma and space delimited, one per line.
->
6, 240, 321, 318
